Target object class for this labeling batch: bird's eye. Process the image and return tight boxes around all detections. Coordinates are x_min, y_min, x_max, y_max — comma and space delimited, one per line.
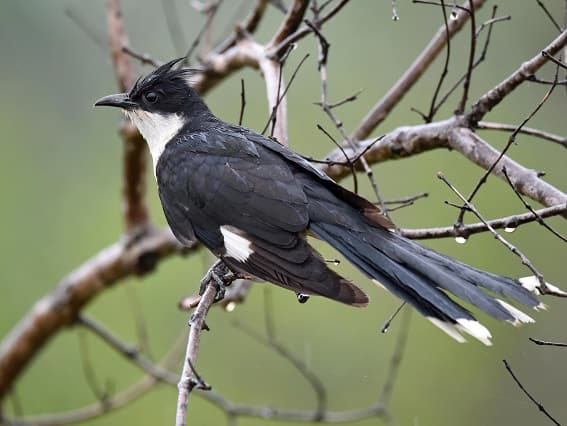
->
144, 91, 158, 103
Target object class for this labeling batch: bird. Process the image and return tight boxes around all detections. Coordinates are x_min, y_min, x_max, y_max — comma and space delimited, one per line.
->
95, 58, 559, 345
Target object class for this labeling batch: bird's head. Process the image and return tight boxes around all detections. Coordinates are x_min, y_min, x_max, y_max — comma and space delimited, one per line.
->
95, 58, 209, 162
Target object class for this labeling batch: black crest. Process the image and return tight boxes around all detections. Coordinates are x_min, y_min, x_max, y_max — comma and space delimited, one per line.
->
128, 58, 204, 115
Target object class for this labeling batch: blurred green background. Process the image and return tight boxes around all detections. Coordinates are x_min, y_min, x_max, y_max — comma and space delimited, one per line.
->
1, 1, 566, 425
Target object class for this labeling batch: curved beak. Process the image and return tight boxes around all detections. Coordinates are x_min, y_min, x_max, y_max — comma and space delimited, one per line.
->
94, 93, 137, 110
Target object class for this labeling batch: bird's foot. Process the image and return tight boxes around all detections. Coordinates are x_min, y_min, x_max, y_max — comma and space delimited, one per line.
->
199, 260, 242, 303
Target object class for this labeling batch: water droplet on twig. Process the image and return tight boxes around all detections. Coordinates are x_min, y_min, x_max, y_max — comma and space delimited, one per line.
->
455, 236, 468, 244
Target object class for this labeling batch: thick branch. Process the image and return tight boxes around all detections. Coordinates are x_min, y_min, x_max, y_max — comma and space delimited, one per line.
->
467, 29, 567, 124
319, 119, 566, 211
107, 0, 150, 232
214, 0, 269, 54
448, 127, 567, 208
321, 119, 452, 179
0, 230, 189, 399
268, 0, 310, 48
351, 0, 486, 141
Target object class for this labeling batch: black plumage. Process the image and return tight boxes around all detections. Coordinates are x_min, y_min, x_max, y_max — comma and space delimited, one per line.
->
95, 59, 551, 344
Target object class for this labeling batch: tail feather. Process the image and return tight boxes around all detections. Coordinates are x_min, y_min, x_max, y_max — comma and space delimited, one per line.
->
309, 217, 541, 345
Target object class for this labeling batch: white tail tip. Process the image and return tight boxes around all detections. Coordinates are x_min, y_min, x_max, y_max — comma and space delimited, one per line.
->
456, 319, 493, 346
496, 299, 535, 325
519, 276, 567, 297
427, 317, 466, 343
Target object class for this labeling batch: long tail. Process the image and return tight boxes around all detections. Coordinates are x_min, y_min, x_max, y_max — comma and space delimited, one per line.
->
305, 182, 547, 345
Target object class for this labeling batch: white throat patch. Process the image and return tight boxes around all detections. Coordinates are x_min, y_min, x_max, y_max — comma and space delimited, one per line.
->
126, 109, 185, 170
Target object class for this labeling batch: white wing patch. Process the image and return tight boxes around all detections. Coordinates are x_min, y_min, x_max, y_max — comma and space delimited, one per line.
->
220, 225, 254, 262
126, 109, 184, 171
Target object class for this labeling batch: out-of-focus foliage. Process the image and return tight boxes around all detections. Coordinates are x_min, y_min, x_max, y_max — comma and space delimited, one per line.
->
0, 1, 565, 425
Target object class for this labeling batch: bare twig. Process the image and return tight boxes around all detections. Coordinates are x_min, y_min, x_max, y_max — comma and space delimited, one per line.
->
456, 65, 559, 226
65, 6, 106, 49
430, 6, 506, 118
502, 168, 567, 243
238, 78, 246, 125
107, 0, 150, 233
267, 0, 351, 58
503, 359, 562, 426
78, 314, 178, 384
0, 229, 188, 399
400, 203, 567, 240
183, 0, 224, 65
477, 121, 567, 149
536, 0, 563, 32
176, 273, 219, 426
437, 172, 558, 296
529, 337, 567, 348
77, 330, 109, 402
456, 0, 476, 114
542, 50, 567, 70
121, 45, 160, 67
467, 29, 567, 124
351, 0, 486, 141
379, 309, 411, 405
424, 0, 451, 123
316, 123, 359, 193
308, 14, 391, 219
214, 0, 268, 54
234, 315, 327, 419
0, 335, 186, 426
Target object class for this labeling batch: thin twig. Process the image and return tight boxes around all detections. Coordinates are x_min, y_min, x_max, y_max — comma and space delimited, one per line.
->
121, 46, 160, 67
78, 314, 178, 384
503, 359, 562, 426
400, 204, 567, 240
425, 0, 451, 122
477, 121, 567, 149
317, 124, 359, 193
176, 278, 218, 426
536, 0, 563, 33
456, 65, 560, 227
261, 53, 310, 137
238, 78, 246, 125
456, 0, 476, 114
502, 167, 567, 243
430, 6, 505, 117
529, 337, 567, 348
542, 50, 567, 70
233, 292, 327, 419
308, 14, 391, 220
379, 309, 411, 405
65, 6, 106, 49
351, 0, 486, 141
467, 29, 567, 124
438, 172, 557, 296
77, 330, 110, 403
183, 0, 224, 65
